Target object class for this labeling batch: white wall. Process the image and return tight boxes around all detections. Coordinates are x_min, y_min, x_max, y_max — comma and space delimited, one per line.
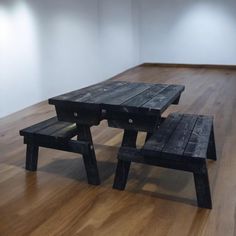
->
31, 0, 102, 99
98, 0, 140, 79
139, 0, 236, 65
0, 1, 42, 118
0, 0, 140, 118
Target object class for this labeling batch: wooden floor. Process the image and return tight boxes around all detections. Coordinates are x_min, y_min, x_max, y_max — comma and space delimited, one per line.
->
1, 64, 236, 236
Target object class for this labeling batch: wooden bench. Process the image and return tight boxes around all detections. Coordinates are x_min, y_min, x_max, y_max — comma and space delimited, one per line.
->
20, 117, 100, 185
113, 113, 217, 209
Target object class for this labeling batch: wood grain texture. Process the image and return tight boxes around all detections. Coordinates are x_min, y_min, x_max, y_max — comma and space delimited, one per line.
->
50, 81, 184, 117
20, 117, 78, 140
116, 113, 215, 208
142, 113, 214, 159
1, 64, 236, 235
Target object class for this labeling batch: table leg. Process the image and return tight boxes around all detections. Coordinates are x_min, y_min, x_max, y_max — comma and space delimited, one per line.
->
145, 117, 163, 142
77, 124, 100, 185
113, 129, 138, 190
145, 132, 152, 142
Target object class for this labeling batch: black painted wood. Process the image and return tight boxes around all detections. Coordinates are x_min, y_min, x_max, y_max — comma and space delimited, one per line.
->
49, 81, 185, 126
184, 115, 213, 158
193, 164, 212, 209
20, 117, 58, 135
76, 124, 100, 185
102, 84, 184, 115
142, 85, 185, 114
95, 83, 151, 105
20, 117, 100, 185
142, 113, 215, 160
113, 113, 216, 209
145, 132, 153, 142
207, 126, 217, 160
50, 82, 129, 125
26, 144, 39, 171
55, 106, 101, 125
24, 137, 90, 156
36, 122, 76, 139
74, 81, 128, 103
101, 83, 161, 113
121, 130, 138, 148
162, 114, 198, 156
173, 95, 181, 105
20, 117, 78, 141
122, 84, 169, 107
113, 130, 138, 190
107, 113, 160, 132
52, 123, 78, 139
143, 113, 183, 154
117, 146, 205, 173
49, 81, 127, 106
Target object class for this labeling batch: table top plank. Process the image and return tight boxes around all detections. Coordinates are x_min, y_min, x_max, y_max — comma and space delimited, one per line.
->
49, 81, 127, 105
49, 81, 185, 117
122, 84, 169, 107
142, 84, 185, 113
94, 82, 152, 105
73, 81, 128, 103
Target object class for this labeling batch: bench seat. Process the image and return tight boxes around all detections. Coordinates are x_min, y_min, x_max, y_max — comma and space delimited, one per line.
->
113, 113, 217, 209
20, 117, 100, 185
20, 117, 79, 141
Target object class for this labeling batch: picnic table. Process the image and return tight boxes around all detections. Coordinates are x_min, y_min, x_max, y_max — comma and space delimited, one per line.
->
48, 81, 185, 185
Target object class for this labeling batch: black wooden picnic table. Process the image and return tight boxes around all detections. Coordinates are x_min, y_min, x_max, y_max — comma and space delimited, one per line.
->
48, 81, 185, 185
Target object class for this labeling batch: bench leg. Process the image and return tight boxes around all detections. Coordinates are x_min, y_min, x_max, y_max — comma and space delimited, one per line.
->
113, 130, 138, 190
207, 126, 217, 161
173, 95, 181, 105
26, 144, 39, 171
193, 162, 212, 209
77, 125, 100, 186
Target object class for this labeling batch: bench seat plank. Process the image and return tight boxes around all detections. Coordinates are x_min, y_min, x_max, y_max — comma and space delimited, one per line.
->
114, 113, 216, 209
20, 117, 101, 185
184, 116, 213, 158
20, 117, 58, 135
162, 114, 198, 156
142, 113, 213, 159
142, 113, 183, 153
20, 117, 78, 140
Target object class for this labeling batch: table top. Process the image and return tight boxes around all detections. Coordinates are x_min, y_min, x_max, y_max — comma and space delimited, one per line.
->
49, 81, 185, 116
